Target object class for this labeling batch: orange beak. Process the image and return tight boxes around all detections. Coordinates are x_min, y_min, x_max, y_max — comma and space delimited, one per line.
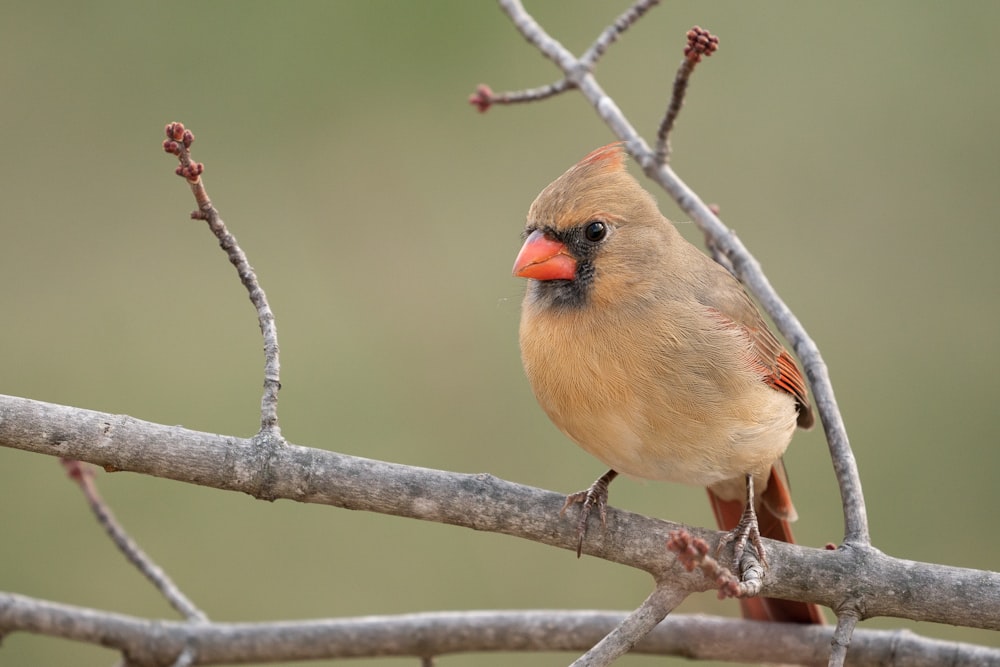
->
512, 230, 577, 280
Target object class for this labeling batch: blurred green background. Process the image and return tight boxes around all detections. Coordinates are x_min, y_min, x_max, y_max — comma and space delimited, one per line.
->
2, 1, 998, 665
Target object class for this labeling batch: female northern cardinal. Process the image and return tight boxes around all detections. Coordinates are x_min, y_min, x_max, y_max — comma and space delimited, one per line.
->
513, 143, 823, 624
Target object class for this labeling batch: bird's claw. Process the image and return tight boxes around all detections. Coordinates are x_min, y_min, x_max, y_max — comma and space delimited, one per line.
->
560, 469, 618, 557
715, 474, 769, 579
561, 486, 608, 556
716, 512, 769, 576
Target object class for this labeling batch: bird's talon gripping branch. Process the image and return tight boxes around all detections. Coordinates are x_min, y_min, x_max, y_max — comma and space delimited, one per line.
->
560, 469, 618, 557
715, 474, 769, 574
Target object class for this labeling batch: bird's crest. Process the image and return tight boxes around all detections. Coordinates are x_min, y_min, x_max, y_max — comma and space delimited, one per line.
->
574, 142, 626, 175
528, 142, 646, 232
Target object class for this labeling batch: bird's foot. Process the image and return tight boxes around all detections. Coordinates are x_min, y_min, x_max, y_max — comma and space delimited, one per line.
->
715, 474, 769, 580
716, 507, 768, 578
560, 469, 618, 558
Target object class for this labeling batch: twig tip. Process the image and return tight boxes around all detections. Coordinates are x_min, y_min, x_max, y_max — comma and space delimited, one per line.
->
469, 84, 494, 113
164, 122, 203, 183
684, 26, 719, 64
165, 121, 186, 142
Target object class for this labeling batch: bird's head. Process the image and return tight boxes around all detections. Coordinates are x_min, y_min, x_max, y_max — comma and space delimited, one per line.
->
513, 143, 673, 310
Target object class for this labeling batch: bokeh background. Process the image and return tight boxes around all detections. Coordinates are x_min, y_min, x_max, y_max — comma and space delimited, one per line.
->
2, 2, 998, 665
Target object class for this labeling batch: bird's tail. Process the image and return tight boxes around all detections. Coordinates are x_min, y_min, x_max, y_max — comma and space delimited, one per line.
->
706, 462, 825, 624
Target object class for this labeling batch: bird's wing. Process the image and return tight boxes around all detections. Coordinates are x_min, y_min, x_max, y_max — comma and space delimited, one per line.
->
701, 275, 814, 428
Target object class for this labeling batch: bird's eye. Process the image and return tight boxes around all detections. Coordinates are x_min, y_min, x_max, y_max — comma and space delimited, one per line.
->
584, 221, 607, 243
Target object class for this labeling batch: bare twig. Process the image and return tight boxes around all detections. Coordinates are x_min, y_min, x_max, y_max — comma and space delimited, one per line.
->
59, 460, 208, 623
497, 0, 577, 73
468, 80, 572, 112
829, 611, 860, 667
469, 0, 663, 114
162, 122, 282, 436
580, 0, 662, 69
654, 26, 719, 163
570, 585, 684, 667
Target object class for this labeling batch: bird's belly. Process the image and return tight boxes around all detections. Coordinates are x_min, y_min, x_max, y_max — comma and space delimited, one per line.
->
520, 301, 799, 488
542, 386, 797, 488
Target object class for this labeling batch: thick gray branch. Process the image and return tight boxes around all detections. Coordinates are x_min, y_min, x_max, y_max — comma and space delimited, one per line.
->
1, 593, 997, 667
1, 393, 998, 632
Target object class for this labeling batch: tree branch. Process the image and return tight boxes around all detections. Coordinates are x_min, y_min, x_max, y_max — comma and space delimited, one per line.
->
2, 593, 998, 667
2, 393, 998, 633
580, 0, 662, 69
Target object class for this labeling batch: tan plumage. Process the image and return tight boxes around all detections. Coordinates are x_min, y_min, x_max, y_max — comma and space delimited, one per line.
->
514, 143, 822, 624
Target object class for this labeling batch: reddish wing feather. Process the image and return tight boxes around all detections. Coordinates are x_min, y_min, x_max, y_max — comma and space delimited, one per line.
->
707, 306, 813, 429
765, 350, 814, 429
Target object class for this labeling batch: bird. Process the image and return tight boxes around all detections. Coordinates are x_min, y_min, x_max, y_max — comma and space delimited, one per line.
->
512, 142, 823, 624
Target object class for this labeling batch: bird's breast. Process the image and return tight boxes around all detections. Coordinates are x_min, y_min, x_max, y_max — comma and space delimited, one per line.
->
519, 299, 797, 486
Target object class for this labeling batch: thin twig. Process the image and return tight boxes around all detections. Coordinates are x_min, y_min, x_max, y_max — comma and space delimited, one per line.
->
498, 0, 578, 73
163, 122, 282, 436
469, 0, 660, 113
580, 0, 662, 69
60, 460, 208, 623
468, 80, 572, 113
654, 26, 719, 163
569, 585, 685, 667
829, 611, 860, 667
169, 646, 197, 667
